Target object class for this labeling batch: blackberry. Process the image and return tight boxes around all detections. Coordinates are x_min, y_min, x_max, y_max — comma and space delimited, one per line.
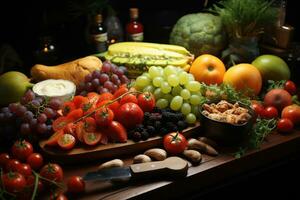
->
177, 120, 188, 130
146, 125, 156, 135
135, 124, 144, 132
141, 131, 150, 140
160, 127, 169, 135
132, 131, 142, 142
154, 121, 161, 130
152, 107, 162, 113
144, 112, 151, 120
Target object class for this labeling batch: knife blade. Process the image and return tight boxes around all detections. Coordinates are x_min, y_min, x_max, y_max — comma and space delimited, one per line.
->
83, 156, 188, 182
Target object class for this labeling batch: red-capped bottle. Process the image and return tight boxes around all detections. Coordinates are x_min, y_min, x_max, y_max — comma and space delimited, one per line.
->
126, 8, 144, 42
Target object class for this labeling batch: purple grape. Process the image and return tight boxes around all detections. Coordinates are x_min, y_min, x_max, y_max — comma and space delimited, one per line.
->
92, 70, 101, 79
29, 118, 38, 129
37, 113, 47, 123
23, 111, 34, 122
24, 90, 36, 102
1, 107, 10, 113
111, 64, 118, 74
120, 75, 129, 84
111, 74, 119, 83
49, 98, 63, 110
99, 87, 109, 94
77, 82, 85, 93
119, 66, 128, 75
85, 82, 94, 92
35, 97, 44, 104
115, 68, 124, 77
85, 73, 93, 83
103, 81, 114, 91
36, 123, 47, 134
20, 123, 31, 135
44, 107, 55, 119
111, 84, 118, 94
101, 61, 111, 73
91, 78, 100, 88
113, 79, 121, 86
16, 105, 27, 117
30, 99, 41, 108
99, 73, 109, 84
8, 103, 19, 113
80, 91, 88, 96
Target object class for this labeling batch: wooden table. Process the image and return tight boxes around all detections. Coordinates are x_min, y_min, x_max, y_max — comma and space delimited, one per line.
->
57, 129, 300, 200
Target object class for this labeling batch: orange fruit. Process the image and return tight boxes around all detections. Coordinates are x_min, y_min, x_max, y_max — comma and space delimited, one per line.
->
189, 54, 226, 85
223, 63, 262, 95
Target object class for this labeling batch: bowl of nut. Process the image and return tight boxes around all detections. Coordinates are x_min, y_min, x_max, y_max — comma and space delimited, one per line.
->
199, 100, 255, 146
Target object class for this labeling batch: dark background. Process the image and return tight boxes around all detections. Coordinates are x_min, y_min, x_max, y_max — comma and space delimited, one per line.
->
0, 0, 299, 75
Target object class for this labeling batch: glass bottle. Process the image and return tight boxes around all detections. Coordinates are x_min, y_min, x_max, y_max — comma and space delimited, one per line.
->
126, 8, 144, 42
89, 13, 108, 53
104, 6, 124, 45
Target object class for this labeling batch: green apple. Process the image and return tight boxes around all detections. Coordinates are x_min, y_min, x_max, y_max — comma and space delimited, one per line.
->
251, 54, 290, 82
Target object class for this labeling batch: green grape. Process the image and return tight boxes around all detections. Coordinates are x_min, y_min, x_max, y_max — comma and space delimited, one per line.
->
180, 89, 191, 100
178, 71, 189, 85
191, 105, 200, 117
163, 66, 177, 77
153, 88, 163, 99
171, 85, 183, 96
135, 76, 151, 88
170, 96, 183, 111
186, 113, 197, 124
143, 85, 155, 93
163, 94, 173, 102
161, 82, 171, 94
186, 81, 201, 92
190, 95, 201, 105
188, 74, 195, 81
181, 103, 191, 115
149, 66, 162, 78
167, 74, 179, 87
156, 99, 169, 109
142, 72, 151, 79
153, 77, 164, 87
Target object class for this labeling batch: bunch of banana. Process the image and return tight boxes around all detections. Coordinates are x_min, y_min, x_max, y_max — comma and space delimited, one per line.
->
100, 42, 194, 78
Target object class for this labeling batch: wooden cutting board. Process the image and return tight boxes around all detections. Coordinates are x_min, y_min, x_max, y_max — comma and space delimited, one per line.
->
39, 123, 201, 164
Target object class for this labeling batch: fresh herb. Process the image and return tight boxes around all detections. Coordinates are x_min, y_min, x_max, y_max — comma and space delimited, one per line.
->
266, 80, 286, 91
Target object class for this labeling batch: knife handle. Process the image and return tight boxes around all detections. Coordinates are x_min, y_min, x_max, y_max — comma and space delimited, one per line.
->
130, 156, 188, 179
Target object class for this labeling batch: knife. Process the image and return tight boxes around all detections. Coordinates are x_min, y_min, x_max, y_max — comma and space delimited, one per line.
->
83, 156, 188, 181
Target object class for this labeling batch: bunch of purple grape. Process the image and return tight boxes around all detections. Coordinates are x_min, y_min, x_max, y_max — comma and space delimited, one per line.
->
76, 61, 130, 96
0, 90, 63, 148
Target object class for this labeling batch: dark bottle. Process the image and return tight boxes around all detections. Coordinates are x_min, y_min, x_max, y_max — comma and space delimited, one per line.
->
89, 13, 108, 53
126, 8, 144, 42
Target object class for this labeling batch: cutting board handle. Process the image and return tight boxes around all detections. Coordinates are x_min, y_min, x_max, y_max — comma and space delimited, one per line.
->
130, 157, 188, 179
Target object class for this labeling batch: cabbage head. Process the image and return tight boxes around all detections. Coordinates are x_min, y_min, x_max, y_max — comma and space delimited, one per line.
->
170, 13, 226, 57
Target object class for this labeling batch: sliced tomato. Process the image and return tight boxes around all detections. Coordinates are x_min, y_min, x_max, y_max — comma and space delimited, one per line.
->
62, 101, 76, 116
83, 131, 101, 146
87, 92, 100, 104
63, 123, 77, 137
67, 108, 84, 120
100, 134, 108, 145
97, 92, 114, 104
58, 134, 76, 150
44, 130, 64, 146
52, 117, 72, 132
83, 117, 97, 132
113, 85, 129, 99
73, 96, 88, 108
75, 122, 85, 142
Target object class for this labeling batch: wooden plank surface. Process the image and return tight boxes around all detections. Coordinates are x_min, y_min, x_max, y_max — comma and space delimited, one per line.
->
59, 130, 300, 200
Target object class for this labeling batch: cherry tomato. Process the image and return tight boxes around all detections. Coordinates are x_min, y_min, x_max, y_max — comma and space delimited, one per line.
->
26, 175, 44, 193
80, 99, 96, 115
251, 101, 264, 117
52, 117, 72, 132
97, 100, 120, 114
67, 108, 84, 120
281, 104, 300, 125
63, 122, 77, 137
277, 118, 294, 133
163, 132, 188, 155
113, 85, 129, 99
116, 103, 144, 129
137, 92, 156, 112
62, 101, 76, 115
1, 172, 26, 193
83, 131, 102, 146
83, 117, 97, 132
119, 94, 138, 105
284, 80, 297, 95
45, 130, 65, 146
11, 140, 33, 162
87, 92, 100, 104
67, 175, 85, 193
26, 153, 44, 170
263, 106, 278, 119
97, 92, 114, 104
104, 121, 127, 143
95, 107, 114, 127
72, 95, 87, 108
0, 153, 10, 167
5, 159, 21, 172
56, 193, 68, 200
16, 163, 32, 176
75, 121, 85, 142
40, 163, 63, 182
58, 134, 76, 150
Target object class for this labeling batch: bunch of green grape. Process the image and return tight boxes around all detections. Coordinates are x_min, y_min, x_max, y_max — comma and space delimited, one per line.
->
134, 66, 206, 124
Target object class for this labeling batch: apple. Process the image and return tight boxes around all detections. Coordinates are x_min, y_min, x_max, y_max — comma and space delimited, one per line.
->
252, 54, 290, 82
264, 89, 292, 111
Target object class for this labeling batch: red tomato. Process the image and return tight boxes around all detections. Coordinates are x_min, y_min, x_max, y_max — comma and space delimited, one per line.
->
45, 130, 65, 146
97, 100, 120, 114
11, 140, 33, 162
67, 176, 85, 193
52, 117, 72, 132
281, 104, 300, 125
83, 131, 102, 146
26, 175, 44, 193
62, 101, 76, 116
97, 92, 114, 104
26, 153, 44, 170
72, 96, 87, 108
80, 99, 96, 115
40, 163, 63, 182
5, 159, 21, 172
105, 121, 127, 143
119, 94, 138, 105
0, 153, 10, 167
95, 107, 114, 127
58, 134, 76, 150
284, 80, 297, 95
1, 172, 26, 193
87, 92, 100, 104
83, 117, 97, 132
16, 163, 32, 176
163, 132, 188, 155
56, 194, 68, 200
75, 121, 85, 142
116, 103, 144, 129
113, 85, 129, 99
67, 108, 84, 120
137, 92, 156, 112
263, 106, 278, 119
277, 118, 294, 133
251, 101, 265, 117
63, 122, 77, 137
